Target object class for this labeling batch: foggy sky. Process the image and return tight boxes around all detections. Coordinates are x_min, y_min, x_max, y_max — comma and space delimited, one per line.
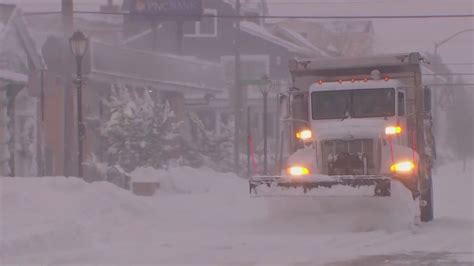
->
2, 0, 473, 82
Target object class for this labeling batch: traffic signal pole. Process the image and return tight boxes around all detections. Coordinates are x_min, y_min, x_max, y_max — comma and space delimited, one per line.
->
62, 0, 74, 176
233, 0, 242, 174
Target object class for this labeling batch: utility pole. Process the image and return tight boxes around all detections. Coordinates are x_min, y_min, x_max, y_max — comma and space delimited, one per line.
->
233, 0, 242, 174
62, 0, 73, 176
62, 0, 73, 33
177, 21, 184, 54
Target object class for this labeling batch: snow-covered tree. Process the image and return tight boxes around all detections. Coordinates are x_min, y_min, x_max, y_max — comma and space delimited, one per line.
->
188, 112, 234, 172
100, 84, 198, 173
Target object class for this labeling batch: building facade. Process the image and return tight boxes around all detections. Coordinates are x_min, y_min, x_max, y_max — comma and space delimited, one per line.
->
0, 4, 46, 177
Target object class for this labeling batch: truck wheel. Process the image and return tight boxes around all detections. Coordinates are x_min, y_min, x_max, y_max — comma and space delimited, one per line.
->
420, 175, 434, 222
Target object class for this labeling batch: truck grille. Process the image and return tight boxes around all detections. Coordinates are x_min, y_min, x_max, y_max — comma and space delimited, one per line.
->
321, 139, 375, 175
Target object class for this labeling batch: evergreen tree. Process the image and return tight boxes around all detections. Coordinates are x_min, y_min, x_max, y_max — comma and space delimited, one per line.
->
188, 112, 234, 172
100, 84, 195, 172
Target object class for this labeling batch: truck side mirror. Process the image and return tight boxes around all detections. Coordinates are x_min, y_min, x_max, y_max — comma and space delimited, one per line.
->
424, 87, 432, 113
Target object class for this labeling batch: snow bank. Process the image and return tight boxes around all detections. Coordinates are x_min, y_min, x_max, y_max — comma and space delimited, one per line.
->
131, 166, 246, 194
0, 171, 261, 263
0, 176, 157, 259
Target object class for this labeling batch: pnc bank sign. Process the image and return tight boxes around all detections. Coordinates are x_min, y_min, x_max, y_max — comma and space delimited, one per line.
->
131, 0, 203, 18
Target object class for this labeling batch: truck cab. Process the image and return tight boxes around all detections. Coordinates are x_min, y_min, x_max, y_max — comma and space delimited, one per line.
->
297, 79, 415, 176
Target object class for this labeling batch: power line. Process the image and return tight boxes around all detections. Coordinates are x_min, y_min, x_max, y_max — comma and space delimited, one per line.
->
432, 63, 474, 66
428, 83, 474, 86
24, 10, 474, 19
266, 0, 471, 4
424, 73, 474, 76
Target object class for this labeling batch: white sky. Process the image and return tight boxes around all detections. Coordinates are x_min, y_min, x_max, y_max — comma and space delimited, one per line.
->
2, 0, 474, 82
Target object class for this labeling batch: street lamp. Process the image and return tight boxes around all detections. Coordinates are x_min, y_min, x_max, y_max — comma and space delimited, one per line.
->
433, 28, 474, 109
434, 29, 474, 56
69, 30, 89, 178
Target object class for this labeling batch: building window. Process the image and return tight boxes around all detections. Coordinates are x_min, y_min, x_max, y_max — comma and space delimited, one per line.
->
221, 55, 270, 83
275, 56, 282, 66
183, 9, 217, 37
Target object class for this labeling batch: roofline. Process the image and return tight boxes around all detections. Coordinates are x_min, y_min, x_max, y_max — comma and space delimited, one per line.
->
240, 21, 317, 56
271, 25, 329, 57
1, 6, 47, 71
89, 71, 222, 93
92, 39, 221, 67
11, 9, 47, 70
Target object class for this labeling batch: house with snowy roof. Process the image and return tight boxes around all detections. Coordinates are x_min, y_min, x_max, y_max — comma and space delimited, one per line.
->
14, 4, 228, 178
0, 4, 46, 177
35, 32, 227, 179
121, 0, 328, 146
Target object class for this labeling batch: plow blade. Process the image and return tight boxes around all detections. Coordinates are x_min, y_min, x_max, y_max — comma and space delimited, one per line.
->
249, 175, 392, 197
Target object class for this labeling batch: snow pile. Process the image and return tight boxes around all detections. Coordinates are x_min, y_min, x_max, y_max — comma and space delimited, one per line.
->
0, 171, 258, 263
0, 177, 153, 259
131, 166, 246, 194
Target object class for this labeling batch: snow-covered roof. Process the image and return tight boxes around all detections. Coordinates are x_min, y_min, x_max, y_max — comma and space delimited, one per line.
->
0, 69, 28, 83
221, 0, 267, 14
0, 4, 46, 82
321, 21, 373, 34
266, 25, 329, 57
89, 40, 226, 93
75, 13, 123, 26
240, 21, 319, 56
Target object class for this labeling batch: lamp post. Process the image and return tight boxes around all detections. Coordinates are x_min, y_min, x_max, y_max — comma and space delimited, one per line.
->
69, 30, 89, 178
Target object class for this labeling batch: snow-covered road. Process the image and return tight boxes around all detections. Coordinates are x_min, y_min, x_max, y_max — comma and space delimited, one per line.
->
1, 162, 473, 265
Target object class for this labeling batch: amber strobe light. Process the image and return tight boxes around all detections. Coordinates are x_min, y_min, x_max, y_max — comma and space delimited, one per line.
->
288, 166, 310, 176
390, 161, 415, 174
296, 129, 312, 140
385, 126, 402, 135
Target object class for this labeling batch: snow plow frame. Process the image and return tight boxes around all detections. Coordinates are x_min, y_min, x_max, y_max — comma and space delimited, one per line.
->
249, 175, 392, 197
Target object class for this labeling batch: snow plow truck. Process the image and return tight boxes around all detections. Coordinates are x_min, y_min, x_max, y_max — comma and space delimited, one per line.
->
249, 53, 436, 222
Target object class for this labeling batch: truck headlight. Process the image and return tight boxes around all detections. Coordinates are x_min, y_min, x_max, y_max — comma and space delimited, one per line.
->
390, 161, 415, 175
287, 166, 310, 176
296, 129, 312, 141
385, 126, 402, 136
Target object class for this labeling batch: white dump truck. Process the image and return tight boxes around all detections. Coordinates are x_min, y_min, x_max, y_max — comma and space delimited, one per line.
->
250, 53, 436, 222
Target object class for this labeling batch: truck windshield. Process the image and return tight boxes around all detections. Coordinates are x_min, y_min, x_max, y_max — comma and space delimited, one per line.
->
311, 88, 395, 120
